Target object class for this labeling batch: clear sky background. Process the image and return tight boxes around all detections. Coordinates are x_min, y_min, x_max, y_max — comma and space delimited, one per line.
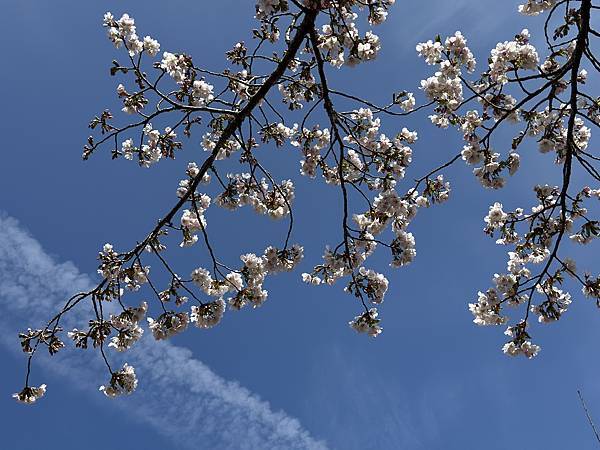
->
1, 1, 600, 449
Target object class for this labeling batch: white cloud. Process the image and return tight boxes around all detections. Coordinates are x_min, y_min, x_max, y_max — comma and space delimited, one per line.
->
0, 213, 327, 450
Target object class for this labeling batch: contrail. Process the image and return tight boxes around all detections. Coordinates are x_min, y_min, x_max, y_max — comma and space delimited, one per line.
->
0, 214, 327, 450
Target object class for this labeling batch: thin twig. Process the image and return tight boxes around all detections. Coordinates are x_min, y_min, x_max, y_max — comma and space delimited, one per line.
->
578, 389, 600, 444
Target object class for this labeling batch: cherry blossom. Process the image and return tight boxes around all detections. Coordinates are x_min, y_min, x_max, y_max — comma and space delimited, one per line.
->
15, 0, 600, 401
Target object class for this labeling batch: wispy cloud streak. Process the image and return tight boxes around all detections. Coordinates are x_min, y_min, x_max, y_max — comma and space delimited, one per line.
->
0, 214, 327, 450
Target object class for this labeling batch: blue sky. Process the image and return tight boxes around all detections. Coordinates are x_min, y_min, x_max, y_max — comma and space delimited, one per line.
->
1, 1, 600, 449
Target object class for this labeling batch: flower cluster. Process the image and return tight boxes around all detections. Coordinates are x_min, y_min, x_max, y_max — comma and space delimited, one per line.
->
255, 0, 288, 20
19, 327, 64, 356
99, 363, 138, 397
192, 80, 215, 107
215, 173, 295, 219
301, 100, 450, 332
201, 129, 242, 160
278, 70, 317, 110
518, 0, 557, 16
108, 302, 147, 351
116, 83, 147, 114
97, 243, 150, 297
191, 267, 242, 297
343, 108, 417, 181
488, 29, 539, 84
346, 267, 389, 304
417, 32, 476, 128
103, 13, 160, 57
147, 311, 189, 340
191, 244, 303, 313
416, 31, 475, 111
292, 126, 331, 178
502, 323, 540, 358
12, 384, 47, 404
121, 124, 181, 168
349, 308, 383, 337
160, 52, 192, 84
530, 282, 572, 324
179, 192, 211, 247
98, 243, 122, 280
191, 299, 226, 329
263, 245, 304, 273
469, 289, 506, 326
484, 202, 508, 230
314, 1, 395, 68
470, 177, 600, 357
418, 29, 548, 190
229, 253, 269, 309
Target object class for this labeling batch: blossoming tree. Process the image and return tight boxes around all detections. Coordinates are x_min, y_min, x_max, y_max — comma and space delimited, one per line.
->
13, 0, 600, 403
